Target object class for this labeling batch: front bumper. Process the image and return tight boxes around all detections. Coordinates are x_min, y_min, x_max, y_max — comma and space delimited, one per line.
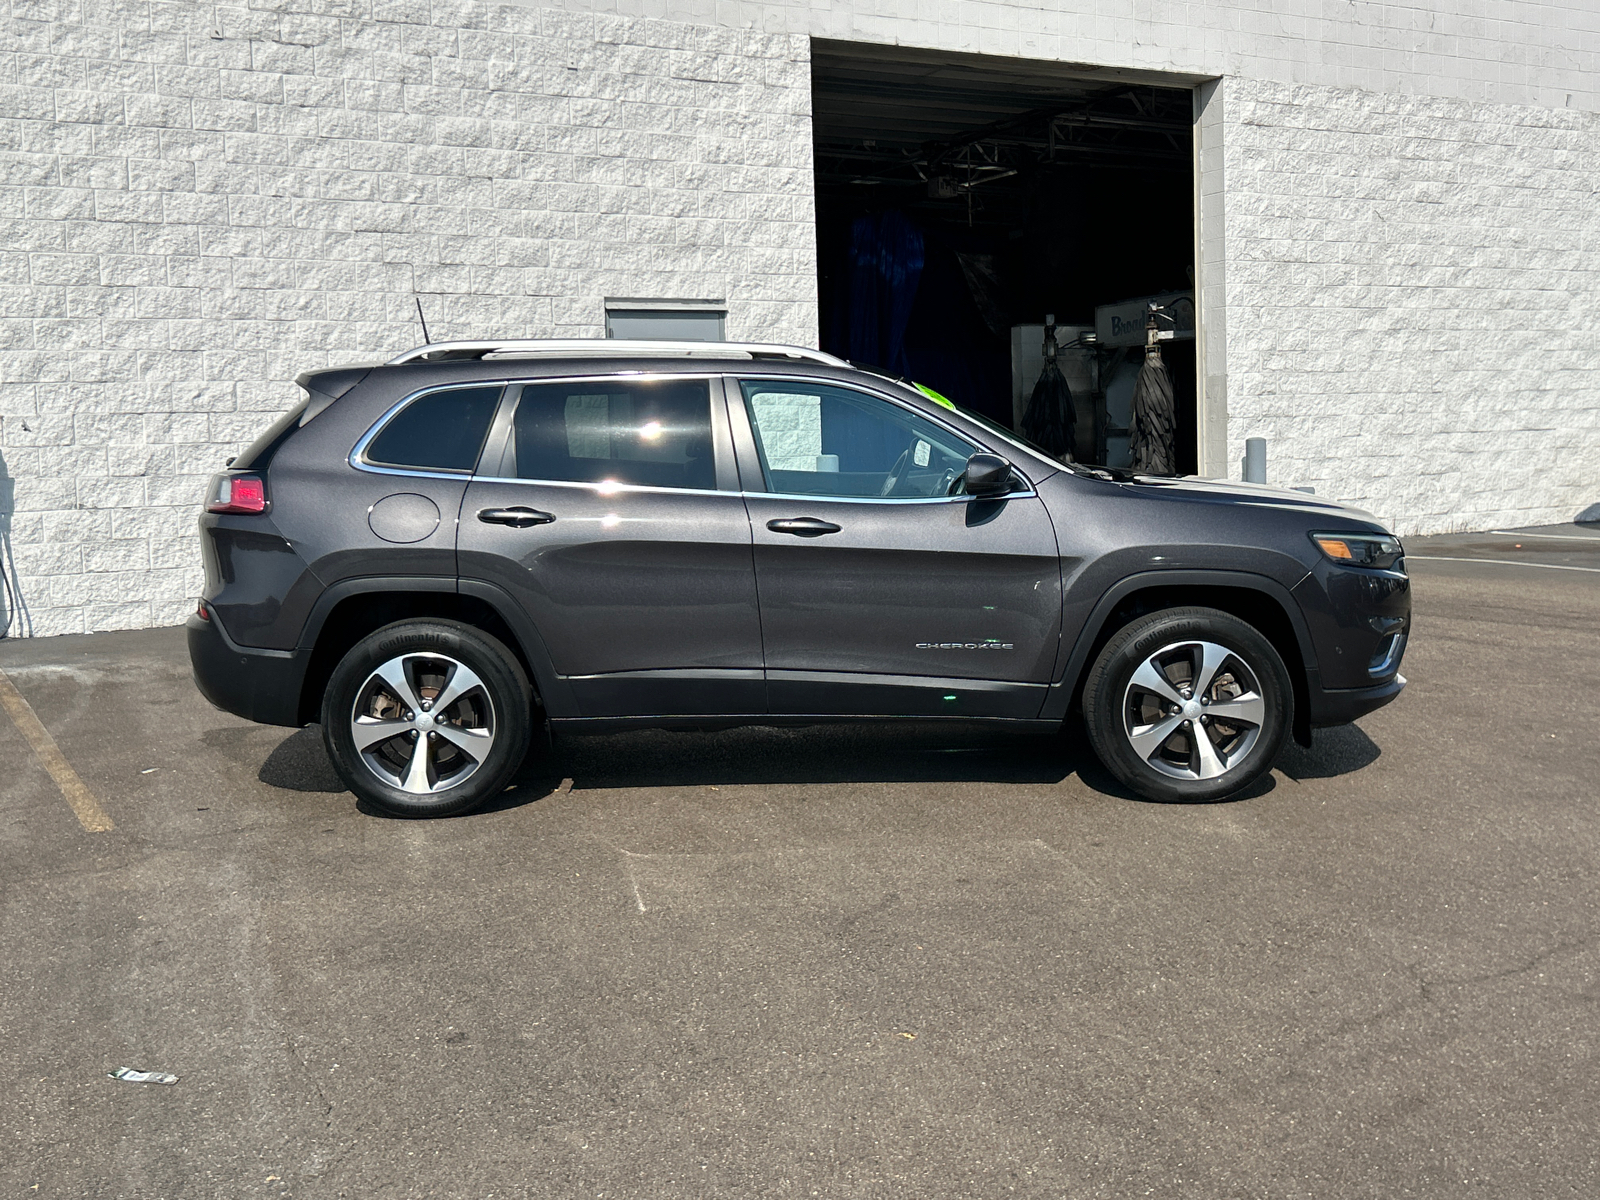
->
187, 611, 310, 727
1306, 670, 1406, 728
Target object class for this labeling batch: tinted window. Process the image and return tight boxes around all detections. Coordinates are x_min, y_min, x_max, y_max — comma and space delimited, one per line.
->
740, 380, 976, 498
512, 378, 716, 491
365, 386, 501, 472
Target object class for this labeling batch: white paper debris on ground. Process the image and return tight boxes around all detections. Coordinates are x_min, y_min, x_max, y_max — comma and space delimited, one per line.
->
109, 1067, 178, 1085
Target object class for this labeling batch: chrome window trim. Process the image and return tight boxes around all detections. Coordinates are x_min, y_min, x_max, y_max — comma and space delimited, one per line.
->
741, 489, 1037, 506
352, 462, 478, 482
461, 475, 740, 501
438, 475, 1034, 505
349, 381, 509, 477
350, 371, 1042, 505
731, 371, 1039, 498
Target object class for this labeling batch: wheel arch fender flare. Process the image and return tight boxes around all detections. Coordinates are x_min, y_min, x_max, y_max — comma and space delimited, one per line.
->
1041, 568, 1318, 725
293, 576, 576, 724
456, 578, 575, 716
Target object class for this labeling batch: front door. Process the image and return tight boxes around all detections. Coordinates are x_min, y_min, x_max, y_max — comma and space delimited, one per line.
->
731, 377, 1063, 719
459, 374, 763, 718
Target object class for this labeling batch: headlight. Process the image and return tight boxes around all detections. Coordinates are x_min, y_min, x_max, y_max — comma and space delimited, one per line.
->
1310, 530, 1404, 570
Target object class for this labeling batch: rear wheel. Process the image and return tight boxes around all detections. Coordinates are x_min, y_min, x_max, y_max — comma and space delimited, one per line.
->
1083, 607, 1292, 802
322, 620, 532, 817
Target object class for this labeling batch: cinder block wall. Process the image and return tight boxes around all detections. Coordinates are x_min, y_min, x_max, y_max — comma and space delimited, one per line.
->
3, 0, 1598, 637
0, 1, 815, 637
1219, 79, 1600, 533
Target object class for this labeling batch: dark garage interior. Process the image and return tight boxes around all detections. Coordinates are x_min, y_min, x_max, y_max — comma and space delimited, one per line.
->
812, 43, 1199, 472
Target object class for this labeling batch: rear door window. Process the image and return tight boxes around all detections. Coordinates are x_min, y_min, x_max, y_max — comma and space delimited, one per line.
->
511, 378, 716, 492
364, 385, 502, 472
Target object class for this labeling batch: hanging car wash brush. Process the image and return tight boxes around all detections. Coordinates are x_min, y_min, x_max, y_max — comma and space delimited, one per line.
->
1129, 302, 1176, 474
1021, 314, 1075, 461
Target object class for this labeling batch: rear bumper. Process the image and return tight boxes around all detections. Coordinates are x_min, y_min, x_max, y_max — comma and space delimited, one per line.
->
187, 612, 309, 727
1307, 672, 1406, 728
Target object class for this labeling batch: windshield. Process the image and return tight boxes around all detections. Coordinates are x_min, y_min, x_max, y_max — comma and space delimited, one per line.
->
900, 378, 1101, 476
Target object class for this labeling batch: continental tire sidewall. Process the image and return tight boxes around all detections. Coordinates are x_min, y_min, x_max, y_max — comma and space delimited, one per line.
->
321, 620, 532, 818
1084, 607, 1293, 803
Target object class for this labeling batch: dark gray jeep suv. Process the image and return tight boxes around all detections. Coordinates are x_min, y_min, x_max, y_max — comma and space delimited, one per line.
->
189, 340, 1409, 816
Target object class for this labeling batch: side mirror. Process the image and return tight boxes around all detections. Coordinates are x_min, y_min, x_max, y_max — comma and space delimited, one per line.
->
963, 452, 1015, 496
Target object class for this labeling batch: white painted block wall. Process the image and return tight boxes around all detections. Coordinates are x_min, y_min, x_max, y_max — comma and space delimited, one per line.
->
1, 0, 1597, 637
1220, 78, 1600, 534
0, 0, 816, 636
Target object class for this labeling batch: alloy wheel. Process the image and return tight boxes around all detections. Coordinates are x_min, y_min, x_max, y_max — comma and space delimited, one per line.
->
348, 652, 497, 794
1121, 639, 1266, 781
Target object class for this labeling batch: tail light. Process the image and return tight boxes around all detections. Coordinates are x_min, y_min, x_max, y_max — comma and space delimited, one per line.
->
206, 474, 268, 514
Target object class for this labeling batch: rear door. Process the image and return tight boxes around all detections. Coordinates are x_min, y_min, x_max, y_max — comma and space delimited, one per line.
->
730, 376, 1063, 719
458, 373, 764, 718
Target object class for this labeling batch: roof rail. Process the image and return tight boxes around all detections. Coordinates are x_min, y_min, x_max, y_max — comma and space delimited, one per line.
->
385, 339, 850, 368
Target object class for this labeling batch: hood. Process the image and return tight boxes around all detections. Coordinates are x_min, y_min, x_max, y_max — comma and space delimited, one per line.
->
1096, 471, 1387, 530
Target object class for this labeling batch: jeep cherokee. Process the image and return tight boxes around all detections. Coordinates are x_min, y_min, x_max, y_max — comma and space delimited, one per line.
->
188, 340, 1409, 815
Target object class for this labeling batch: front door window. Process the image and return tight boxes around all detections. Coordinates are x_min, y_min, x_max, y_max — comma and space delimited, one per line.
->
740, 380, 976, 499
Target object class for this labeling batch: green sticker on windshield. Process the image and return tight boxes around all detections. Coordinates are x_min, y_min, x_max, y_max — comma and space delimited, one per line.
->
912, 381, 956, 411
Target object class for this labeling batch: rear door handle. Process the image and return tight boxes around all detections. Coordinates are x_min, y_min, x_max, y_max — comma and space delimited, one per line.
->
478, 506, 555, 528
767, 517, 842, 537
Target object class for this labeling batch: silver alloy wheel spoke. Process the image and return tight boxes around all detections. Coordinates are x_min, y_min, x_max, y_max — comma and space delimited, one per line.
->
373, 658, 424, 715
1191, 723, 1229, 779
430, 661, 487, 715
401, 734, 434, 793
1193, 641, 1231, 699
1128, 659, 1185, 708
433, 722, 493, 760
351, 717, 413, 751
1127, 714, 1186, 760
1205, 692, 1265, 727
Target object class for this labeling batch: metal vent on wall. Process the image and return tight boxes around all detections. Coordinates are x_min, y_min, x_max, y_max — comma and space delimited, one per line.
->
605, 299, 727, 342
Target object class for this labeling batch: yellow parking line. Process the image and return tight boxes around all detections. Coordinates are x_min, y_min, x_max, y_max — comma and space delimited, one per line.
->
0, 666, 114, 833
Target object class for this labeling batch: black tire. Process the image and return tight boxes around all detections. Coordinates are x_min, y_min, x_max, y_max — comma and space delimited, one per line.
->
1082, 606, 1292, 802
321, 619, 533, 818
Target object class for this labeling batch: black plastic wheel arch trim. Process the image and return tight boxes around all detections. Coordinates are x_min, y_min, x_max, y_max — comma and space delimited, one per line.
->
290, 575, 575, 721
1039, 568, 1319, 723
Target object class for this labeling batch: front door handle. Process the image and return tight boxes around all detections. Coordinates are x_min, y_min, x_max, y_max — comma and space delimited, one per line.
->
767, 517, 842, 537
478, 506, 555, 528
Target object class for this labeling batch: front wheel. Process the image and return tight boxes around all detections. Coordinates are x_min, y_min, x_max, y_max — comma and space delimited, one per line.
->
321, 620, 533, 817
1082, 607, 1292, 802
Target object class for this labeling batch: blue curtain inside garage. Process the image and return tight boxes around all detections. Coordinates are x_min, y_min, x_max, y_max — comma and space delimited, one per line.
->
846, 211, 924, 375
828, 208, 1012, 426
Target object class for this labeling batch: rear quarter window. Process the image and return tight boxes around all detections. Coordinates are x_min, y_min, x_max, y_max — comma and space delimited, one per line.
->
364, 386, 502, 472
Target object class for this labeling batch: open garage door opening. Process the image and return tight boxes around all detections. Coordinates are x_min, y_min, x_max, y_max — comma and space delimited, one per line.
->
813, 43, 1198, 473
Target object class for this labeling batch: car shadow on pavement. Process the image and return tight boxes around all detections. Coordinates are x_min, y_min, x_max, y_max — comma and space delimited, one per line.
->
1275, 724, 1382, 781
257, 726, 347, 793
546, 723, 1077, 790
255, 719, 1381, 814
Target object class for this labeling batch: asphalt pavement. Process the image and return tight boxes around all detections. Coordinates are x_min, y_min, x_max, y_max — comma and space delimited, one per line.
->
1, 524, 1597, 1198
